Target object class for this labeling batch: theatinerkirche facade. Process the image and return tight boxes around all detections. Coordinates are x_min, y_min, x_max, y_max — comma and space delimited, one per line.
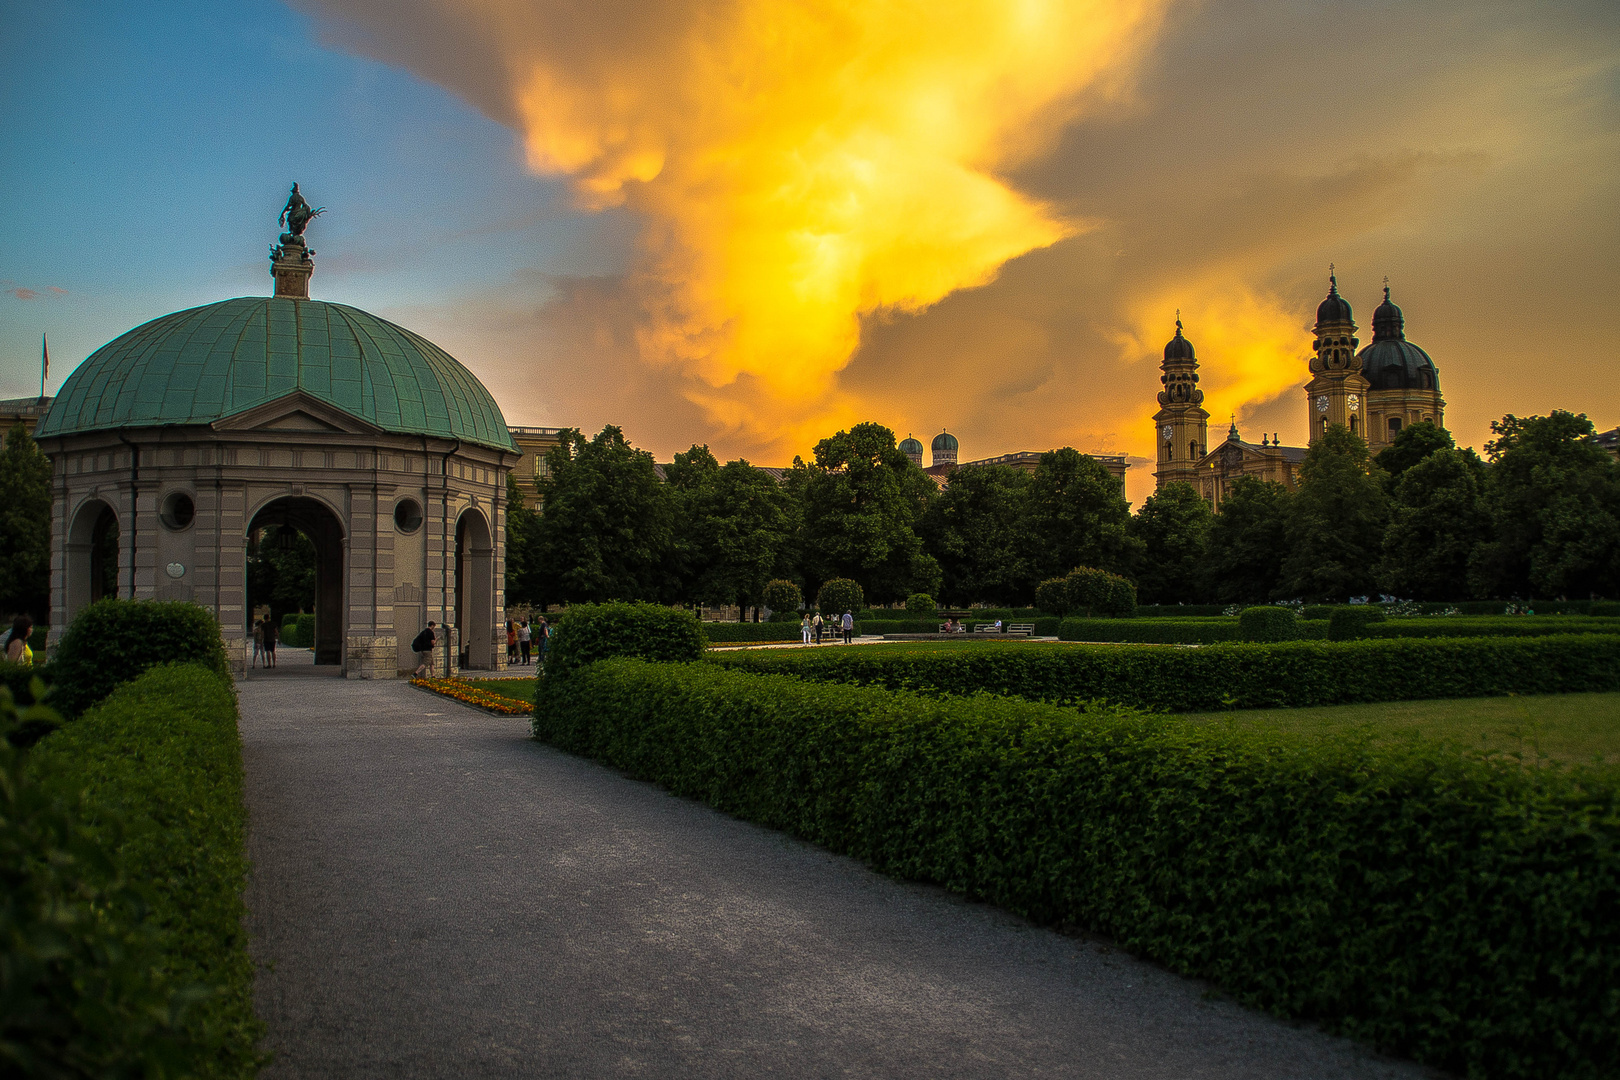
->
1152, 273, 1445, 507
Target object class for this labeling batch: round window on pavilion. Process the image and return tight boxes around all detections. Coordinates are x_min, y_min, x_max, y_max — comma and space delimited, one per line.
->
159, 491, 196, 531
394, 498, 424, 534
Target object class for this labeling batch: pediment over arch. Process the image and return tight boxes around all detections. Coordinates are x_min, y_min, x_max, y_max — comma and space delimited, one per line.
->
212, 391, 385, 437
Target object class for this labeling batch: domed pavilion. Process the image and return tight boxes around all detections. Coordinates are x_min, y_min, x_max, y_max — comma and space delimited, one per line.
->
35, 190, 519, 677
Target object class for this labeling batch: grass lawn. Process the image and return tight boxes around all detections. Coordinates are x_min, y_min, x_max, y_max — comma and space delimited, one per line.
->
1180, 692, 1620, 766
468, 678, 535, 705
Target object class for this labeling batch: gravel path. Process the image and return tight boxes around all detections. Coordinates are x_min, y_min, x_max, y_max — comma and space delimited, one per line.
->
240, 676, 1439, 1079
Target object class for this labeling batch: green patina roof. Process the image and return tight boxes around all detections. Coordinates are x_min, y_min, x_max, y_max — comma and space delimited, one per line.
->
38, 297, 517, 453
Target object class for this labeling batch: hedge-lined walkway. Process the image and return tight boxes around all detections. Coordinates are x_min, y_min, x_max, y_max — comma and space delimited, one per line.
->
239, 678, 1433, 1079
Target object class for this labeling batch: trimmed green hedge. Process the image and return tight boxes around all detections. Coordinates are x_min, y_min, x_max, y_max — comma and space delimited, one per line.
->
533, 658, 1619, 1079
1362, 617, 1620, 640
278, 613, 315, 649
545, 602, 707, 677
1136, 604, 1230, 617
49, 600, 231, 719
1059, 618, 1330, 644
5, 664, 261, 1074
704, 622, 817, 643
708, 634, 1620, 712
1240, 606, 1300, 642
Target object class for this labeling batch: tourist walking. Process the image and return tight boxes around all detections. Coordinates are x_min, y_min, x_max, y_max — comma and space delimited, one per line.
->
261, 616, 277, 668
800, 613, 811, 645
411, 621, 438, 678
251, 618, 265, 668
536, 617, 550, 665
518, 620, 532, 665
841, 611, 853, 644
5, 616, 34, 666
811, 612, 823, 644
506, 620, 518, 664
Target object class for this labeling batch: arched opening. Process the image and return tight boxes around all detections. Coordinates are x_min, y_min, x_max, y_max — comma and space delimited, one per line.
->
1389, 416, 1403, 437
455, 508, 494, 669
247, 496, 346, 666
65, 499, 120, 624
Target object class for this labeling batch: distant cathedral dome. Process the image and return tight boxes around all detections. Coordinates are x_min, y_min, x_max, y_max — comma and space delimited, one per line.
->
899, 434, 924, 465
1163, 319, 1195, 360
1315, 272, 1354, 328
931, 429, 958, 466
1358, 285, 1439, 391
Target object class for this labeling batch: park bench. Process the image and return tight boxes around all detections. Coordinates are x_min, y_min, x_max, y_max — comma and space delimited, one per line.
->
1006, 623, 1035, 636
937, 623, 967, 633
972, 623, 1001, 634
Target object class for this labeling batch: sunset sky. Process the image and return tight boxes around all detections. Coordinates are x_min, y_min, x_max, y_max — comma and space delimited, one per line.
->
2, 0, 1616, 503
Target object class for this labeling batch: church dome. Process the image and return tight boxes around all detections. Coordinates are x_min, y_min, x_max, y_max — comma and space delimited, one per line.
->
1370, 284, 1404, 341
898, 435, 924, 455
1358, 336, 1438, 391
1315, 273, 1354, 328
1163, 320, 1195, 361
931, 430, 958, 454
37, 296, 517, 452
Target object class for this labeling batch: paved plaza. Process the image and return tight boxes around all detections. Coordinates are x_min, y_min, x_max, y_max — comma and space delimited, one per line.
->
239, 673, 1438, 1079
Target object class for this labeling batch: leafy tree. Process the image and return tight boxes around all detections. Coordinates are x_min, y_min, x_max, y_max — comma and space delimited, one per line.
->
1063, 566, 1137, 617
918, 463, 1034, 606
1373, 420, 1454, 486
532, 426, 675, 604
245, 525, 315, 624
1469, 411, 1620, 598
703, 459, 796, 616
1201, 477, 1292, 604
797, 423, 937, 604
1375, 448, 1492, 600
503, 473, 543, 606
1128, 482, 1213, 604
816, 578, 864, 617
762, 579, 802, 618
904, 592, 935, 614
0, 423, 51, 620
1034, 577, 1070, 615
1020, 448, 1139, 583
1278, 425, 1389, 601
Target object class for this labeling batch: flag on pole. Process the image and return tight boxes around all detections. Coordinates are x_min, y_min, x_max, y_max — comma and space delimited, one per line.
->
41, 333, 49, 398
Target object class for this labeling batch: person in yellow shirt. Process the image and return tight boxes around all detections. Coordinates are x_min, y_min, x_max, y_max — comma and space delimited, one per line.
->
5, 616, 34, 666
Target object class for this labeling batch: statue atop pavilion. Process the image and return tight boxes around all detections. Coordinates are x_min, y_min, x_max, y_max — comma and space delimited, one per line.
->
270, 183, 324, 299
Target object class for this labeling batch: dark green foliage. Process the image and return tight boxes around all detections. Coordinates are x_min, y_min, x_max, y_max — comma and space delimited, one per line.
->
917, 463, 1034, 606
0, 424, 52, 622
707, 634, 1620, 713
279, 613, 315, 649
1136, 604, 1230, 617
504, 473, 543, 606
704, 622, 821, 643
1060, 618, 1243, 644
1362, 617, 1620, 639
1022, 448, 1139, 581
3, 665, 263, 1076
1470, 411, 1620, 599
1301, 605, 1341, 620
796, 423, 938, 604
1594, 602, 1620, 617
1201, 477, 1291, 603
666, 446, 796, 611
542, 602, 706, 678
1239, 606, 1301, 642
245, 524, 316, 626
762, 579, 803, 617
1128, 482, 1212, 604
0, 660, 51, 709
1376, 448, 1492, 601
1064, 567, 1136, 617
1279, 425, 1389, 601
1373, 420, 1455, 484
816, 578, 864, 619
535, 659, 1620, 1079
1033, 577, 1070, 615
49, 600, 230, 718
1329, 607, 1387, 641
904, 593, 935, 615
532, 427, 677, 604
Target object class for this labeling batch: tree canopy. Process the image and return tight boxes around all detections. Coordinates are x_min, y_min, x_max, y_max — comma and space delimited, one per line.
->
0, 424, 52, 620
1279, 424, 1389, 601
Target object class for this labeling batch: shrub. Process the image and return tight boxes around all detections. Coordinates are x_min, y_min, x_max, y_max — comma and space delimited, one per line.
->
5, 664, 262, 1074
49, 600, 230, 719
1064, 567, 1137, 618
708, 634, 1620, 713
762, 580, 802, 617
543, 602, 707, 679
278, 613, 316, 648
904, 593, 935, 615
816, 579, 864, 619
704, 623, 821, 643
1034, 577, 1070, 616
1240, 606, 1300, 642
1591, 602, 1620, 618
1301, 604, 1341, 621
535, 658, 1620, 1080
1329, 606, 1388, 641
1135, 604, 1229, 618
1362, 617, 1620, 640
1061, 618, 1240, 644
0, 659, 50, 708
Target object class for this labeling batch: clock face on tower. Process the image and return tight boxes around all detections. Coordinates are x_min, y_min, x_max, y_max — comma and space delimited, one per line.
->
1316, 395, 1330, 413
1347, 394, 1360, 411
1161, 425, 1173, 440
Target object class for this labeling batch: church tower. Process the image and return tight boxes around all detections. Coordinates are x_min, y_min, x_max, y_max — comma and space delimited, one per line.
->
1356, 282, 1445, 452
1152, 316, 1210, 490
1304, 269, 1370, 444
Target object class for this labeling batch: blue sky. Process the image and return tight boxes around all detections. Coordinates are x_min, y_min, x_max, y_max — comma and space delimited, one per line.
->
0, 0, 631, 401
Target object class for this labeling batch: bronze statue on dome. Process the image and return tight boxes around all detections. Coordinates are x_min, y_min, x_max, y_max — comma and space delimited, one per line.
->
278, 183, 324, 238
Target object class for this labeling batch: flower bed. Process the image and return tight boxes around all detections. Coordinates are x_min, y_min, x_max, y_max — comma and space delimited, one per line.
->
411, 676, 533, 715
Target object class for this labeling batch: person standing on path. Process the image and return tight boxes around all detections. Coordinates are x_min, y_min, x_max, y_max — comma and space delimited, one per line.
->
536, 617, 550, 666
518, 620, 532, 665
812, 612, 823, 645
5, 616, 33, 665
411, 621, 437, 678
251, 619, 265, 668
841, 611, 853, 645
261, 616, 277, 668
800, 614, 811, 645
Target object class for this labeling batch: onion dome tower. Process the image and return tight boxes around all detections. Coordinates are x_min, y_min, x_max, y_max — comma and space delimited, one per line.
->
899, 434, 925, 466
1303, 267, 1370, 444
930, 429, 958, 467
1355, 280, 1444, 450
1151, 314, 1209, 492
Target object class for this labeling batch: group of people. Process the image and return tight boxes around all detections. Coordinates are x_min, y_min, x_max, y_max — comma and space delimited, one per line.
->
2, 616, 35, 666
505, 617, 548, 666
250, 614, 279, 668
798, 611, 855, 645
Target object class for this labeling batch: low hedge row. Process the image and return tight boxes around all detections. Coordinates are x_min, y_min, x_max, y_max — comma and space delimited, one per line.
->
1057, 616, 1620, 645
4, 664, 261, 1074
703, 622, 817, 643
1058, 618, 1329, 644
1364, 617, 1620, 640
708, 634, 1620, 712
533, 658, 1619, 1079
50, 600, 232, 718
279, 613, 315, 649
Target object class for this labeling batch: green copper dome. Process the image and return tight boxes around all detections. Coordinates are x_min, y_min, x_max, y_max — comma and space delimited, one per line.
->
38, 297, 517, 453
